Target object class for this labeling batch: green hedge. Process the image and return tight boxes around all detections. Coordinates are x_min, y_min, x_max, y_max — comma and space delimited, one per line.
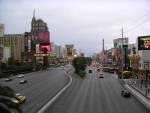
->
0, 73, 10, 79
78, 71, 86, 78
117, 72, 131, 79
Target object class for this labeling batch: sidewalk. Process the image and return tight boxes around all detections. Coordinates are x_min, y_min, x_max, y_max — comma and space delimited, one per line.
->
124, 79, 150, 99
124, 79, 150, 109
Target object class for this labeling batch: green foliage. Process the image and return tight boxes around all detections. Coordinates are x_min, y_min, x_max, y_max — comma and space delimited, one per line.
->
8, 57, 14, 67
72, 57, 87, 75
85, 57, 92, 66
78, 71, 86, 78
117, 72, 131, 79
0, 73, 10, 79
0, 86, 23, 113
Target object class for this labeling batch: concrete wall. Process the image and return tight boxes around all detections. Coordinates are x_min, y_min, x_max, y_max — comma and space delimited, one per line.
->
139, 50, 150, 70
3, 47, 11, 62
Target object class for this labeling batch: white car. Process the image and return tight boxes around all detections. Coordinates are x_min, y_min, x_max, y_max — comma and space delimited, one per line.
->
99, 73, 104, 78
18, 74, 24, 78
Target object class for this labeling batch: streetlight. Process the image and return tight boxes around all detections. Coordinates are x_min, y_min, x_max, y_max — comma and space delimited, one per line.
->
121, 28, 124, 79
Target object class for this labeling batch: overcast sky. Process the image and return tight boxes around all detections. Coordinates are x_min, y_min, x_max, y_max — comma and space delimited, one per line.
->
0, 0, 150, 57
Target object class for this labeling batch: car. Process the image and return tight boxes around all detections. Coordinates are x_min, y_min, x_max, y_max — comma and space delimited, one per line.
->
15, 94, 26, 103
20, 79, 27, 84
99, 73, 104, 78
18, 74, 24, 78
97, 69, 100, 71
123, 71, 131, 75
11, 97, 20, 105
121, 90, 131, 97
5, 78, 13, 82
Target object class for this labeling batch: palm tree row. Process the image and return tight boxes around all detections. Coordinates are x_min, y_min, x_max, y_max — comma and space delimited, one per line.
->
0, 85, 22, 113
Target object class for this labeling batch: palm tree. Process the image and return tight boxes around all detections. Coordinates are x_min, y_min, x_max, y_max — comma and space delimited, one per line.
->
0, 85, 22, 113
72, 57, 87, 74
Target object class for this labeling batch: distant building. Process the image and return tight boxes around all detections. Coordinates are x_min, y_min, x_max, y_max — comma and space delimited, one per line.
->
0, 24, 4, 37
31, 10, 49, 32
65, 44, 74, 62
0, 33, 25, 60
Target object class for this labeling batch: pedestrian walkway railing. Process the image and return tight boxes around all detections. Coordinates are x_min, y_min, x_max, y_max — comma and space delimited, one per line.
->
126, 82, 150, 100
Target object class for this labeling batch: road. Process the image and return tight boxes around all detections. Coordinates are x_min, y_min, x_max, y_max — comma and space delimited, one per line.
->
44, 66, 150, 113
1, 66, 150, 113
1, 67, 70, 113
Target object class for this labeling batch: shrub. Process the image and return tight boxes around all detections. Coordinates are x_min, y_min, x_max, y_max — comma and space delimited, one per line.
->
117, 72, 131, 79
78, 71, 86, 78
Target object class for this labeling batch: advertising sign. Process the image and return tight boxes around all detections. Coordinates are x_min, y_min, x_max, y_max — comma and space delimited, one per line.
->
34, 53, 50, 57
38, 32, 50, 42
39, 43, 51, 52
144, 60, 149, 69
67, 47, 72, 56
138, 36, 150, 50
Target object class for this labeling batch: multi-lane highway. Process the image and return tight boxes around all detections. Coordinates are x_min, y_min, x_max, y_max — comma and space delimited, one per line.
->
44, 66, 150, 113
1, 66, 150, 113
1, 67, 70, 113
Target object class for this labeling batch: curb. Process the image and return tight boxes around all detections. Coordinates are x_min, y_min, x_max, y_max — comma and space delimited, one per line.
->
37, 68, 73, 113
125, 83, 150, 110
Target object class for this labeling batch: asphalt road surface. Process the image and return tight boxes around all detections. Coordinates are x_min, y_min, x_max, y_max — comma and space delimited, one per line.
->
44, 66, 150, 113
1, 67, 70, 113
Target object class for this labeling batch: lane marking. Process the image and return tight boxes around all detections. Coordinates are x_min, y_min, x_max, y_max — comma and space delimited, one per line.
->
37, 70, 73, 113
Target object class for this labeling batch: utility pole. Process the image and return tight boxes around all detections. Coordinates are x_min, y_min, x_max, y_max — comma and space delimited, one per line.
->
121, 28, 124, 79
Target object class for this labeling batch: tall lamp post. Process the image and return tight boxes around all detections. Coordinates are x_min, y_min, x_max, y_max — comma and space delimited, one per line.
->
121, 28, 124, 79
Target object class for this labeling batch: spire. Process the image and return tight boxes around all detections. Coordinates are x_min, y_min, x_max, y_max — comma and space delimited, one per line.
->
32, 9, 36, 22
33, 9, 35, 17
102, 38, 104, 53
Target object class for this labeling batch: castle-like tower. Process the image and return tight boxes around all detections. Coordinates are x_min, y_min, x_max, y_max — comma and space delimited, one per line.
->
31, 9, 49, 32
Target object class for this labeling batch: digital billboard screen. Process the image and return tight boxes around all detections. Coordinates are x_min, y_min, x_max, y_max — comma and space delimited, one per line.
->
38, 32, 50, 42
39, 43, 51, 52
138, 36, 150, 50
67, 47, 72, 56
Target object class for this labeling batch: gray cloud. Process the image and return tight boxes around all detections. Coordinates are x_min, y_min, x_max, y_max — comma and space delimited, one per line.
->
0, 0, 150, 57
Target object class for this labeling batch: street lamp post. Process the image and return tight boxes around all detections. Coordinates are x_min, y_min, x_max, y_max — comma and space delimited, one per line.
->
121, 28, 124, 79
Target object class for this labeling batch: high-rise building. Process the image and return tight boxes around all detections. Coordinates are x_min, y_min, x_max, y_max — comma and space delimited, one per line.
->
0, 33, 25, 60
0, 24, 4, 37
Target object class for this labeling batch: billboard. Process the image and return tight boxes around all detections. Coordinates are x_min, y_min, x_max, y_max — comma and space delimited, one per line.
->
39, 43, 51, 52
38, 32, 50, 42
34, 53, 50, 57
144, 60, 149, 69
138, 36, 150, 50
67, 47, 72, 56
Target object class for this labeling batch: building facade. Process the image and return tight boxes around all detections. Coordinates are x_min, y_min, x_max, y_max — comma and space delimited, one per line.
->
0, 33, 25, 60
0, 24, 4, 37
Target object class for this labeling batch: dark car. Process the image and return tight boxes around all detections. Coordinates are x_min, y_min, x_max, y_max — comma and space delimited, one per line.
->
5, 78, 13, 82
121, 90, 130, 97
97, 69, 100, 71
20, 79, 27, 84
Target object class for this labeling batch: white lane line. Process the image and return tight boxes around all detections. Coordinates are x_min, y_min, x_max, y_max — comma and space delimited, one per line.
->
37, 71, 73, 113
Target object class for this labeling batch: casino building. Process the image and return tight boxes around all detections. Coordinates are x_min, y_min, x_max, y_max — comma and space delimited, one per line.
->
129, 35, 150, 72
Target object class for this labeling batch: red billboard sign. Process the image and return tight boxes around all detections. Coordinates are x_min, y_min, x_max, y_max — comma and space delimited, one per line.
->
39, 43, 51, 52
38, 32, 50, 42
